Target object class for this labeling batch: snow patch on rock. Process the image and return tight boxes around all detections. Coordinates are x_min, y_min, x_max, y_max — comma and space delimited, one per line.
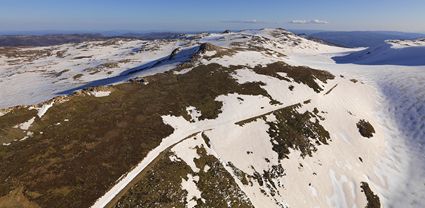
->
90, 90, 111, 97
15, 117, 36, 130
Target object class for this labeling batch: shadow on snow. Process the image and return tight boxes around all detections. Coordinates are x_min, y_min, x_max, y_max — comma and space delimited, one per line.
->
57, 45, 200, 95
333, 43, 425, 66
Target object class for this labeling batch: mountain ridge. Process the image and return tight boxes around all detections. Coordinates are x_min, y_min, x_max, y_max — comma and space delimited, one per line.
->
0, 28, 424, 208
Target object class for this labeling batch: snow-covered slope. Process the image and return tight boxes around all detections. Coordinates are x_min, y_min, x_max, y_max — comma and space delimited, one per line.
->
285, 37, 425, 208
333, 38, 425, 66
0, 39, 192, 108
0, 28, 344, 109
0, 28, 424, 208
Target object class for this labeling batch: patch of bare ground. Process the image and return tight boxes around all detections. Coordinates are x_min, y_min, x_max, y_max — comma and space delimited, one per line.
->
236, 102, 330, 160
113, 150, 191, 208
253, 62, 335, 93
247, 37, 286, 58
227, 161, 286, 200
0, 62, 274, 207
78, 59, 130, 77
357, 119, 376, 138
84, 62, 120, 75
193, 146, 254, 207
0, 187, 40, 208
229, 36, 286, 58
231, 101, 330, 199
0, 107, 37, 144
166, 63, 276, 120
72, 73, 83, 80
197, 42, 237, 60
93, 39, 127, 47
72, 55, 92, 60
47, 69, 70, 78
360, 182, 381, 208
0, 58, 334, 206
0, 47, 53, 64
268, 104, 330, 159
114, 142, 253, 208
55, 49, 67, 58
324, 84, 338, 95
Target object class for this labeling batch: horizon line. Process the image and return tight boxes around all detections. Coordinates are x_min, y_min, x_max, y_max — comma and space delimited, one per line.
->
1, 28, 424, 36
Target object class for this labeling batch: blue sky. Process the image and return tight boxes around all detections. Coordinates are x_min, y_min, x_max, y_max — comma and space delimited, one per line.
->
0, 0, 424, 33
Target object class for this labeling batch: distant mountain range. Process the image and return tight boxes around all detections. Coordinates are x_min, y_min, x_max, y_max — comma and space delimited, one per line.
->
0, 32, 194, 47
0, 34, 107, 47
2, 30, 424, 48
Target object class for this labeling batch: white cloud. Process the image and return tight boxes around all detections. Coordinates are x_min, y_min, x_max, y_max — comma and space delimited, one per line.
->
289, 19, 329, 24
221, 19, 264, 24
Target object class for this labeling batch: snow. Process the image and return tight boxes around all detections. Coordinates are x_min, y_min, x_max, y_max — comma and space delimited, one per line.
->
91, 93, 278, 207
169, 154, 181, 162
2, 28, 423, 208
173, 67, 193, 75
0, 28, 344, 109
19, 136, 29, 141
0, 39, 183, 108
173, 30, 423, 207
333, 41, 425, 66
181, 174, 203, 208
92, 30, 418, 207
89, 90, 111, 97
203, 50, 217, 57
20, 131, 33, 141
284, 43, 425, 207
327, 169, 358, 208
171, 136, 203, 172
309, 184, 318, 197
199, 32, 248, 48
387, 38, 425, 49
36, 101, 54, 118
185, 106, 202, 122
202, 50, 280, 68
242, 28, 346, 55
0, 109, 10, 117
15, 117, 35, 130
91, 115, 199, 208
233, 68, 315, 105
198, 73, 391, 208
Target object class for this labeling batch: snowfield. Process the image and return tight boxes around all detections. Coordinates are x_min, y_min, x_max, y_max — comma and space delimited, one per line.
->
284, 39, 425, 207
0, 39, 186, 108
333, 39, 425, 66
1, 28, 424, 208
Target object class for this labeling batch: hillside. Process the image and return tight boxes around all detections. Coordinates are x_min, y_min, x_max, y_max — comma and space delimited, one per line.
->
0, 28, 424, 208
333, 38, 425, 66
306, 31, 425, 48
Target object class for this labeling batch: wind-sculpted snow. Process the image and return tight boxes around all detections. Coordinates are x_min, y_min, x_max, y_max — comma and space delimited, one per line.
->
377, 70, 425, 207
285, 43, 425, 207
